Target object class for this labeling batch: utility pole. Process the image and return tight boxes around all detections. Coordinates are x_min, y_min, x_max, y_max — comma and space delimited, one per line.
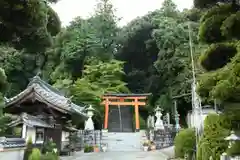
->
188, 22, 203, 155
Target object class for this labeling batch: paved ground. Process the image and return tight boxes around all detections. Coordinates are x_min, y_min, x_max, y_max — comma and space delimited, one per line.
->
61, 151, 169, 160
160, 146, 175, 159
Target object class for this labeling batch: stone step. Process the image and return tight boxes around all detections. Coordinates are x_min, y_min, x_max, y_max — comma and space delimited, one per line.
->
102, 132, 143, 152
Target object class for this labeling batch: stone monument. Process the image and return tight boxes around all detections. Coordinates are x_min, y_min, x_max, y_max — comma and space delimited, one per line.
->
147, 115, 155, 129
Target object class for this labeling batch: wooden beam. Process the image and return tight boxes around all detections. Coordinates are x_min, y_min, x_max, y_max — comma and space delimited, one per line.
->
102, 96, 147, 100
101, 101, 146, 106
46, 105, 58, 118
172, 93, 191, 99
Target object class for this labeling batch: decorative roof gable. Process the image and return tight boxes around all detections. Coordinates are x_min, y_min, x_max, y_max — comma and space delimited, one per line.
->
5, 76, 87, 117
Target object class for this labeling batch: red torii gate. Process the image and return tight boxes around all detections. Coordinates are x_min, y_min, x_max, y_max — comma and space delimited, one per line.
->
101, 93, 151, 131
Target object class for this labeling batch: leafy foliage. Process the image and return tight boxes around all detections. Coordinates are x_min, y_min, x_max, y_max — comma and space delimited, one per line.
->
115, 0, 204, 122
197, 2, 240, 103
24, 138, 33, 160
42, 139, 57, 154
200, 3, 235, 23
29, 148, 41, 160
174, 128, 196, 158
71, 58, 128, 111
197, 114, 229, 160
199, 14, 228, 43
41, 152, 59, 160
221, 11, 240, 39
194, 0, 237, 9
199, 43, 237, 71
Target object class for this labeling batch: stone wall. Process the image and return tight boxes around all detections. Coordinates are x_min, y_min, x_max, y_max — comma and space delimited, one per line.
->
0, 148, 25, 160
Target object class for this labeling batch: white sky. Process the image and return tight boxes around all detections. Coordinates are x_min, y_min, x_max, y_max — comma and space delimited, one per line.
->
51, 0, 193, 26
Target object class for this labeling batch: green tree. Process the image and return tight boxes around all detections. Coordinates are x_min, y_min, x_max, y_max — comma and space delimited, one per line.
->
152, 0, 204, 118
71, 58, 129, 109
0, 0, 61, 96
70, 58, 129, 128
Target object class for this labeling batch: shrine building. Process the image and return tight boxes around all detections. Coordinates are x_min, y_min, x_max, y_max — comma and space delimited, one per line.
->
4, 76, 87, 151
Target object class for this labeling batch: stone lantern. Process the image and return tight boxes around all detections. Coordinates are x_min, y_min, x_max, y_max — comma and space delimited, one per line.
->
224, 131, 240, 148
154, 106, 164, 130
84, 105, 95, 130
222, 131, 240, 160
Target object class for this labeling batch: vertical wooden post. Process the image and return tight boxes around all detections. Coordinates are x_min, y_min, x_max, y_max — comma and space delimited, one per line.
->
104, 99, 109, 130
134, 98, 140, 132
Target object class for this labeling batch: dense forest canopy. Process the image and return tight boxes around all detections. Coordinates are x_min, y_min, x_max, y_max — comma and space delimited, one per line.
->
0, 0, 227, 128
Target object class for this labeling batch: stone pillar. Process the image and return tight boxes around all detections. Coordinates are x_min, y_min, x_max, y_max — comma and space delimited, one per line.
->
84, 105, 95, 130
166, 113, 170, 126
154, 106, 164, 130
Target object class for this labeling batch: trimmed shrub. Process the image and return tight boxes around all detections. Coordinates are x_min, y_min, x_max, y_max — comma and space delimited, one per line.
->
42, 139, 57, 154
199, 43, 237, 71
197, 71, 219, 102
174, 128, 196, 159
199, 14, 228, 43
28, 148, 41, 160
200, 4, 236, 23
221, 11, 240, 40
84, 145, 94, 153
197, 114, 229, 160
41, 152, 59, 160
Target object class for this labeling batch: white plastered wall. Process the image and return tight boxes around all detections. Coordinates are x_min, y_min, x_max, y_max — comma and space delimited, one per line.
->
61, 131, 69, 142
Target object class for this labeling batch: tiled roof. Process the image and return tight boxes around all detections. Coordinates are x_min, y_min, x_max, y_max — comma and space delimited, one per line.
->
8, 113, 53, 128
0, 137, 26, 149
5, 76, 87, 118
